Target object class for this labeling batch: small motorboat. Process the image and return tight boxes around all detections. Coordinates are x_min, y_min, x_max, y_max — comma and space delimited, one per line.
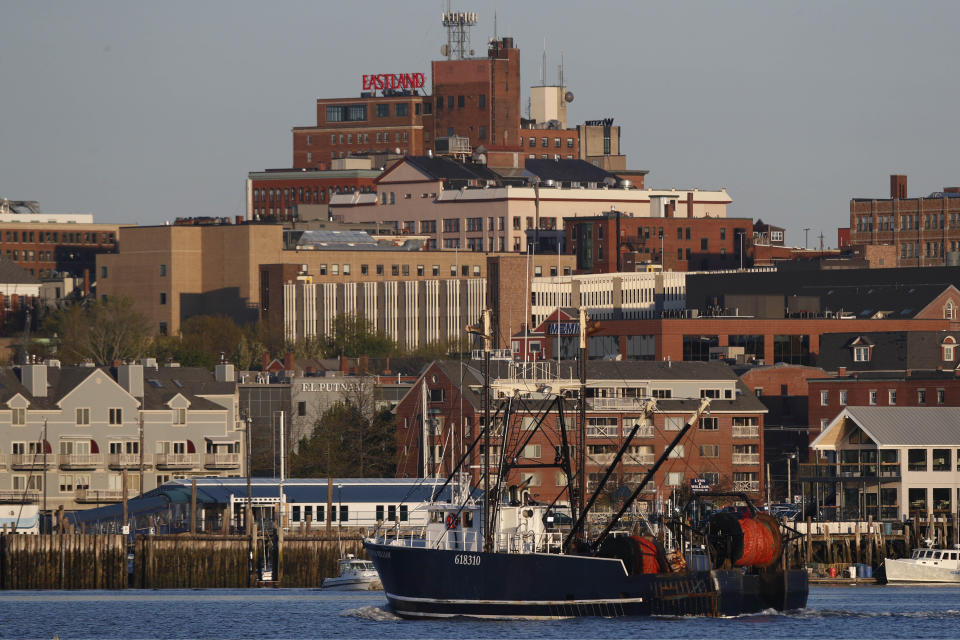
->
885, 545, 960, 583
322, 554, 382, 590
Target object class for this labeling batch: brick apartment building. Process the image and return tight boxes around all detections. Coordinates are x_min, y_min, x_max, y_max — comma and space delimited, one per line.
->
246, 162, 381, 221
394, 359, 767, 508
849, 174, 960, 266
0, 204, 124, 280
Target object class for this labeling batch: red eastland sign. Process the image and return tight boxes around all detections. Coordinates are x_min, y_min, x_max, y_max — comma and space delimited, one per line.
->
362, 73, 425, 91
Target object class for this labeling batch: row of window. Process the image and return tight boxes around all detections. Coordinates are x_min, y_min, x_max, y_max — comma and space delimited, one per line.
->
289, 504, 358, 523
436, 94, 485, 110
5, 249, 53, 262
524, 470, 759, 488
1, 230, 115, 245
820, 388, 948, 406
316, 263, 484, 278
856, 212, 960, 233
7, 407, 186, 426
526, 136, 576, 149
327, 131, 410, 146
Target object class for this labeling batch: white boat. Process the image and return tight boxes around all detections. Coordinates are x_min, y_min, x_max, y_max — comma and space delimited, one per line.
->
322, 554, 382, 590
885, 546, 960, 583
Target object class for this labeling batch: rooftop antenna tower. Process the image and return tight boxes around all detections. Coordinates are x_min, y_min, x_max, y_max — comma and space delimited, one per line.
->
441, 4, 478, 60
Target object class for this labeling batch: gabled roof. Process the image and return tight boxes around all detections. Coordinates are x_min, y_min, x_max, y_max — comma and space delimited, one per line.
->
813, 406, 960, 448
523, 159, 619, 185
0, 256, 40, 285
818, 331, 960, 372
388, 156, 503, 185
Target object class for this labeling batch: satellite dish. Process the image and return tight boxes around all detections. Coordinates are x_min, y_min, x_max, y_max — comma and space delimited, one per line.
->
469, 49, 475, 56
564, 91, 575, 103
440, 44, 449, 56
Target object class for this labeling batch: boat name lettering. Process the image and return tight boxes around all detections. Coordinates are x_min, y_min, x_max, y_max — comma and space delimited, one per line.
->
300, 382, 367, 393
453, 554, 480, 566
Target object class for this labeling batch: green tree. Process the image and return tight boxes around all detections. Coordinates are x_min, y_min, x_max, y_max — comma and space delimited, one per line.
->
49, 296, 152, 365
325, 314, 396, 358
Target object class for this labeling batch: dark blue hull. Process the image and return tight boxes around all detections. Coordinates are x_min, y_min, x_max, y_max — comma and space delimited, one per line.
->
364, 541, 808, 619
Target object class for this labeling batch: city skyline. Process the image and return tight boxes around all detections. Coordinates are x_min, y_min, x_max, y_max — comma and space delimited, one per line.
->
2, 0, 960, 248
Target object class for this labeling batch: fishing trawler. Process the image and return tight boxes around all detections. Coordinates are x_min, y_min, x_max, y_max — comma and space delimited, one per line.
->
364, 310, 808, 619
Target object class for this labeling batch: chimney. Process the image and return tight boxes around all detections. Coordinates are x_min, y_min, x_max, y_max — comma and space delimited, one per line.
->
665, 202, 674, 219
235, 215, 243, 225
284, 352, 295, 373
118, 363, 144, 398
890, 174, 907, 199
20, 364, 47, 397
215, 362, 235, 383
687, 192, 694, 218
83, 268, 90, 297
837, 366, 847, 377
261, 351, 270, 371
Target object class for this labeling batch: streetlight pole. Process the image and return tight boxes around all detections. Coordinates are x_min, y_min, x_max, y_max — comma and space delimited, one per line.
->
138, 415, 144, 499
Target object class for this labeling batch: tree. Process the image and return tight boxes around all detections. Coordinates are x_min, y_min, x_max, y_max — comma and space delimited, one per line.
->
325, 314, 396, 358
50, 296, 152, 365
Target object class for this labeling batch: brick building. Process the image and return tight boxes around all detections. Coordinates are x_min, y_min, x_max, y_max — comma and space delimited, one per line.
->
394, 359, 767, 508
246, 163, 381, 222
849, 174, 960, 266
566, 211, 748, 273
0, 205, 124, 281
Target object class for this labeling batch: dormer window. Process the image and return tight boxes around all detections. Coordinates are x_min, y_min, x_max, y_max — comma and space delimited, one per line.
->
853, 345, 871, 362
945, 301, 956, 320
942, 336, 957, 362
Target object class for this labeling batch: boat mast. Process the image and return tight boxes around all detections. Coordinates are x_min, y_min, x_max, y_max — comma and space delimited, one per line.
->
482, 309, 493, 553
573, 307, 588, 542
591, 398, 711, 552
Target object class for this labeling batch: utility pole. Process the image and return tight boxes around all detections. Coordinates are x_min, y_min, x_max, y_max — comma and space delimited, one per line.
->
803, 227, 810, 250
42, 418, 47, 529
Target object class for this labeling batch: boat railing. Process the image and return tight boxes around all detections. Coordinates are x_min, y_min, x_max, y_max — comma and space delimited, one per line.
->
493, 531, 565, 554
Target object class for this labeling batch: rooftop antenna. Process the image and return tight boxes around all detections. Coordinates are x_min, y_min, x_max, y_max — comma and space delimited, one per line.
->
541, 39, 547, 86
441, 6, 478, 60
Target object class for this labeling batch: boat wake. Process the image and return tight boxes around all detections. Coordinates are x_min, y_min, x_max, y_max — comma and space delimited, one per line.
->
340, 605, 402, 621
752, 608, 960, 620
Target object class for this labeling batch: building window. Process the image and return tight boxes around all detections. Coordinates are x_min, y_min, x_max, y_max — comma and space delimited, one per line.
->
918, 389, 927, 404
297, 402, 307, 417
109, 408, 122, 425
942, 336, 956, 361
159, 322, 168, 336
820, 390, 829, 406
839, 390, 847, 405
888, 389, 897, 405
699, 444, 719, 458
666, 472, 684, 486
937, 388, 945, 404
160, 292, 166, 305
376, 104, 389, 118
361, 264, 368, 275
457, 95, 465, 108
101, 266, 108, 278
173, 408, 186, 425
395, 103, 408, 117
869, 390, 877, 405
160, 264, 167, 277
853, 345, 871, 362
11, 407, 25, 426
478, 126, 486, 140
478, 94, 486, 108
699, 417, 718, 430
907, 449, 927, 472
76, 408, 90, 426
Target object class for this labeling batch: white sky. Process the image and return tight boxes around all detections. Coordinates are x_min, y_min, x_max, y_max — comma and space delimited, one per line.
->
2, 0, 960, 248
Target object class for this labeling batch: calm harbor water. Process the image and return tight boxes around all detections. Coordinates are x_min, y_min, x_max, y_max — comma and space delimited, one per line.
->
0, 585, 958, 639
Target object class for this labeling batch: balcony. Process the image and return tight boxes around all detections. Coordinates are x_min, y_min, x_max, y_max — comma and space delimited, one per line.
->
625, 453, 655, 466
9, 454, 54, 470
155, 453, 201, 469
590, 398, 647, 410
732, 453, 760, 465
732, 425, 760, 438
587, 453, 617, 466
75, 489, 138, 504
58, 453, 103, 469
733, 480, 760, 493
204, 453, 241, 469
586, 427, 619, 439
0, 489, 40, 503
108, 453, 152, 469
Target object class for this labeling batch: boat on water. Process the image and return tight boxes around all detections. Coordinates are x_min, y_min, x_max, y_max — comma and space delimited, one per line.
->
885, 545, 960, 583
322, 554, 382, 590
364, 310, 808, 619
